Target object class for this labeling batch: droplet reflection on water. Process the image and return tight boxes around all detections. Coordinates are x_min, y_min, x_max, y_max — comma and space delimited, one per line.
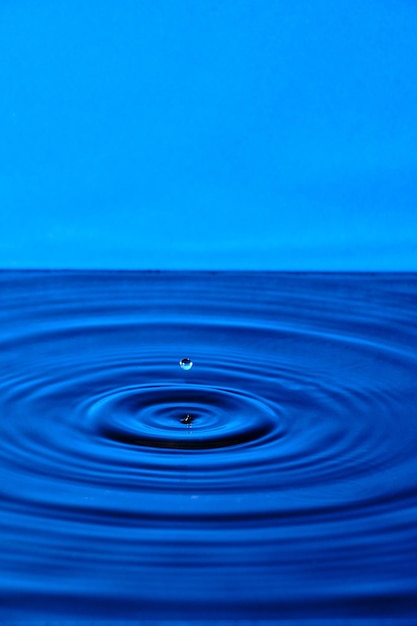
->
180, 413, 194, 425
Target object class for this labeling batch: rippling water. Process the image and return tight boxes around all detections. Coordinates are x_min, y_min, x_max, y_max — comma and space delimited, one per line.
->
1, 271, 417, 623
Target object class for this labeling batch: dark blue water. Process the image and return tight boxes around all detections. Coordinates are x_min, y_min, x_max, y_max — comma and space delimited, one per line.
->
1, 271, 417, 624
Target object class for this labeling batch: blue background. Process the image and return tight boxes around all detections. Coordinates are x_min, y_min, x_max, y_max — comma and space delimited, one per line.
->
1, 0, 416, 270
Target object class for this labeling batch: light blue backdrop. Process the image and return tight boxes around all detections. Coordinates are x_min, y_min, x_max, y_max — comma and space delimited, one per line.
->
1, 0, 416, 269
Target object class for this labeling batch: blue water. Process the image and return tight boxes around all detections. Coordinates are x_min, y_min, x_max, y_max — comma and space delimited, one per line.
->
1, 271, 417, 623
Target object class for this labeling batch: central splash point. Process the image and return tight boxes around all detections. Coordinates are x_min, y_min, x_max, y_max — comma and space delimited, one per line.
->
180, 413, 195, 425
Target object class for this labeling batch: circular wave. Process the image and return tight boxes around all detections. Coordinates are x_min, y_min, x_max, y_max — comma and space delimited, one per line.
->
0, 272, 416, 620
87, 383, 277, 450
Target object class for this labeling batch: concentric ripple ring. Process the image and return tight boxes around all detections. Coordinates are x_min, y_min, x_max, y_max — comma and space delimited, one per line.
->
1, 271, 417, 622
86, 383, 278, 449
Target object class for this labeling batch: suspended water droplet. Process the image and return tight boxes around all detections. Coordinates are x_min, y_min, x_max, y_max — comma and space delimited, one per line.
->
179, 358, 193, 371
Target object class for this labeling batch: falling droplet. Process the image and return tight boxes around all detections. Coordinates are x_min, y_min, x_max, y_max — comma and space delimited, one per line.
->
179, 358, 193, 371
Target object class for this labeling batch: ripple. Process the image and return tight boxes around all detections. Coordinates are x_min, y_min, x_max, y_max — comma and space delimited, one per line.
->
88, 383, 277, 450
0, 271, 417, 621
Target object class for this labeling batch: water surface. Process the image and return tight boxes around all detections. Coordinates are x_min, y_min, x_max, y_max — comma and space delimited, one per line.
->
1, 271, 416, 623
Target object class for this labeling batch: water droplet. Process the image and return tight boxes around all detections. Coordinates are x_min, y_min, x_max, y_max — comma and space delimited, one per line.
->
179, 358, 193, 371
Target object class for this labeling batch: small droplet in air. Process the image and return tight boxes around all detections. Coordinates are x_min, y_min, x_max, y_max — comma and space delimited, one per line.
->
179, 358, 193, 371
